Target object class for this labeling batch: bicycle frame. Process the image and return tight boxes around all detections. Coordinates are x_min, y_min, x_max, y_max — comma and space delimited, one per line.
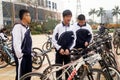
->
45, 54, 102, 80
1, 42, 14, 62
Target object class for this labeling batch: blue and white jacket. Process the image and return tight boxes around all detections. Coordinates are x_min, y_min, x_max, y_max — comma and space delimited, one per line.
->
52, 22, 76, 51
12, 23, 32, 59
73, 23, 93, 48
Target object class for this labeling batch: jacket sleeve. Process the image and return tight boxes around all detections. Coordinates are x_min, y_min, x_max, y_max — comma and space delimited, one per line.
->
52, 25, 61, 50
86, 25, 93, 43
12, 25, 23, 59
70, 29, 76, 50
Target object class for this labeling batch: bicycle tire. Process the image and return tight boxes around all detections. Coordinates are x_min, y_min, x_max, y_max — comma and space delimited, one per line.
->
116, 44, 120, 55
43, 64, 72, 80
42, 42, 52, 51
32, 51, 42, 69
81, 68, 108, 80
102, 66, 120, 80
0, 50, 8, 68
20, 72, 46, 80
32, 47, 45, 62
44, 64, 108, 80
104, 51, 115, 58
104, 54, 117, 68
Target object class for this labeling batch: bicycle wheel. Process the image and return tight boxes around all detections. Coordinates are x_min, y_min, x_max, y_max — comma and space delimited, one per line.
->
32, 47, 45, 62
43, 64, 71, 80
20, 72, 46, 80
32, 51, 42, 69
42, 42, 52, 51
104, 54, 117, 68
82, 68, 108, 80
116, 44, 120, 55
0, 50, 8, 68
102, 66, 120, 80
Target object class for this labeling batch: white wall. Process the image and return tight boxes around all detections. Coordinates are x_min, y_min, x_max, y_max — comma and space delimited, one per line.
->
0, 0, 3, 28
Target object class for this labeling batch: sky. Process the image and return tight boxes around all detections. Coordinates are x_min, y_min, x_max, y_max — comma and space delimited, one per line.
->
57, 0, 120, 22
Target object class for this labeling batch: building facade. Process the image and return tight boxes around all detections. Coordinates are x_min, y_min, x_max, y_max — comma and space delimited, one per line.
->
0, 0, 3, 28
0, 0, 61, 28
101, 10, 113, 24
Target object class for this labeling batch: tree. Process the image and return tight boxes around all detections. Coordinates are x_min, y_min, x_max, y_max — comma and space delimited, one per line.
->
89, 8, 98, 24
112, 6, 120, 24
97, 7, 105, 23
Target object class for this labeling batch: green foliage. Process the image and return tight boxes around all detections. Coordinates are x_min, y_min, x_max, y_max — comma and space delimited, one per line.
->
43, 19, 60, 33
26, 19, 59, 34
3, 19, 60, 35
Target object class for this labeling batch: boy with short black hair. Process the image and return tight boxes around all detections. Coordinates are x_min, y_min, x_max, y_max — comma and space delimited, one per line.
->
12, 9, 32, 80
52, 10, 75, 80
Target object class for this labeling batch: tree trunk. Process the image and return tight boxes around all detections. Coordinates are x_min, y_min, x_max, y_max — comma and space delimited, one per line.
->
101, 15, 102, 23
35, 5, 38, 22
11, 2, 15, 27
116, 15, 118, 28
93, 14, 94, 24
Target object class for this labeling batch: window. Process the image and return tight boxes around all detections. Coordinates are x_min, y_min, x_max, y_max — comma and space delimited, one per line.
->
48, 1, 51, 8
45, 0, 48, 7
54, 3, 57, 10
38, 0, 40, 6
52, 2, 54, 9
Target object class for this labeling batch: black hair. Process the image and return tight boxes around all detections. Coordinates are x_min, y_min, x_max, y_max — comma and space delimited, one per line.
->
62, 10, 72, 17
19, 9, 30, 20
77, 14, 85, 20
100, 23, 104, 26
0, 28, 7, 33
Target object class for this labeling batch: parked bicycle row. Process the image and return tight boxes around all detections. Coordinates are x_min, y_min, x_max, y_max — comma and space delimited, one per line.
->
0, 24, 120, 80
20, 28, 120, 80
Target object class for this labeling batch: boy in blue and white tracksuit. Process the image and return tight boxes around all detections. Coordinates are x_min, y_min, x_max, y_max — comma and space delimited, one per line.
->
12, 9, 32, 80
74, 14, 93, 53
52, 10, 75, 80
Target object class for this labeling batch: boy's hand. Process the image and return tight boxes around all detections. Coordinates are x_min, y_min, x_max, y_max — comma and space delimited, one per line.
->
85, 42, 89, 47
64, 49, 70, 55
59, 49, 64, 55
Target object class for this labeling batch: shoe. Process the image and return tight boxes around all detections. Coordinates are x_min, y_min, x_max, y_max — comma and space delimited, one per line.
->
10, 58, 15, 63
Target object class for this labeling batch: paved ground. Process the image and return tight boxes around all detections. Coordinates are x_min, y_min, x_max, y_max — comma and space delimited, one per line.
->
0, 34, 120, 80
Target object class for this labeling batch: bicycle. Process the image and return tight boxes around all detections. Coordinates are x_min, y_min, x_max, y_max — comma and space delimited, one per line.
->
20, 51, 108, 80
0, 36, 43, 69
20, 30, 120, 80
87, 38, 120, 80
32, 47, 51, 69
43, 38, 120, 80
0, 50, 9, 68
94, 28, 115, 57
0, 37, 15, 68
113, 28, 120, 55
93, 29, 117, 69
42, 34, 54, 51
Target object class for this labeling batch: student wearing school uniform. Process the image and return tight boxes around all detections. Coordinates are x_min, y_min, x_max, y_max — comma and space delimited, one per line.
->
12, 9, 32, 80
52, 10, 75, 80
73, 14, 93, 53
0, 28, 8, 41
